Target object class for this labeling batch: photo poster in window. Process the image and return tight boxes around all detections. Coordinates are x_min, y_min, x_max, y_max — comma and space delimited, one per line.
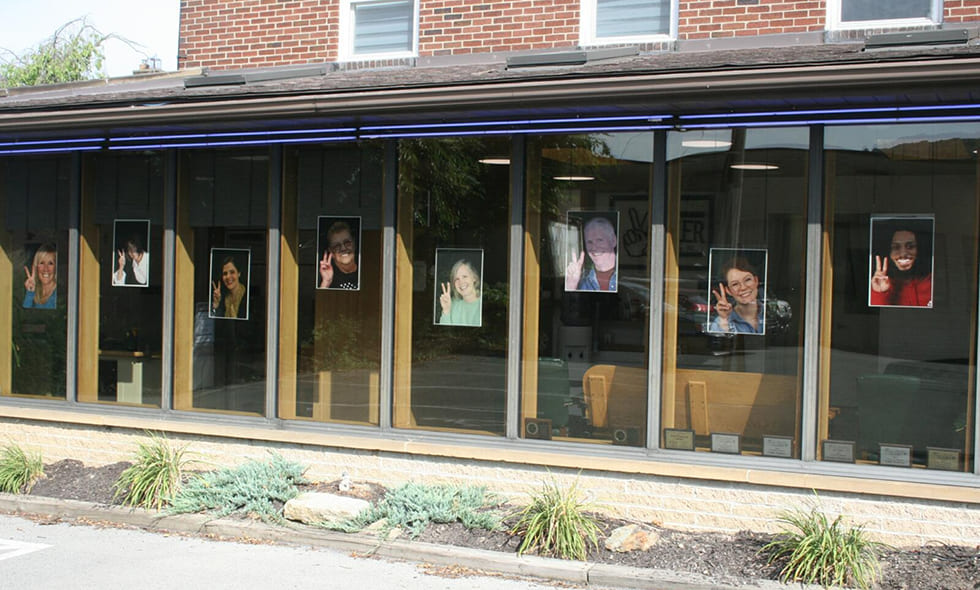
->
433, 248, 484, 328
111, 219, 151, 288
565, 210, 619, 293
315, 215, 361, 291
868, 215, 934, 308
706, 248, 768, 336
209, 248, 251, 321
21, 241, 58, 310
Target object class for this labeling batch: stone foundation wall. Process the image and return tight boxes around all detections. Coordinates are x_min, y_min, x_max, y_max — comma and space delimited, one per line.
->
3, 417, 977, 548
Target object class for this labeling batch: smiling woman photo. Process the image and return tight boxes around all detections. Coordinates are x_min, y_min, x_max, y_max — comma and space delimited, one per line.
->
210, 248, 251, 320
435, 249, 484, 327
708, 249, 768, 335
23, 242, 58, 309
869, 216, 934, 308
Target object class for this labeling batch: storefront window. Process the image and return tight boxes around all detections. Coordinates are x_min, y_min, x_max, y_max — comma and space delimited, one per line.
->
279, 143, 384, 424
0, 157, 71, 399
822, 124, 978, 471
661, 128, 808, 456
77, 153, 165, 406
174, 150, 268, 415
522, 133, 651, 445
394, 137, 510, 435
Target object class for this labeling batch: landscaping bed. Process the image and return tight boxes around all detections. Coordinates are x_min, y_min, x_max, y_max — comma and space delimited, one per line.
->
18, 459, 980, 590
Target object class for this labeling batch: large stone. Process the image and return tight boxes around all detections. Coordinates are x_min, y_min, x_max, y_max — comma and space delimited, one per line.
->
604, 524, 658, 552
283, 492, 370, 525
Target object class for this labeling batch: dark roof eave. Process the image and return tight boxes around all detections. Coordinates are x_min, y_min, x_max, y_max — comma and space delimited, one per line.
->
1, 54, 979, 134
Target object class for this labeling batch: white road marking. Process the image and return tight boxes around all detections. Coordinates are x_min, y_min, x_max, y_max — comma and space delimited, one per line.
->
0, 539, 51, 561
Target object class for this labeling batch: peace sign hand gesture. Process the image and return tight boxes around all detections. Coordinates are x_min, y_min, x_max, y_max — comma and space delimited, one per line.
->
212, 279, 222, 310
711, 282, 733, 331
565, 251, 585, 291
871, 255, 891, 293
24, 265, 35, 292
319, 251, 334, 289
439, 282, 453, 316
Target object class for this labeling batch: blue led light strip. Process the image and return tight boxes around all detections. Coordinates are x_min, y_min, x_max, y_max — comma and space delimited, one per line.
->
107, 135, 360, 150
108, 127, 358, 143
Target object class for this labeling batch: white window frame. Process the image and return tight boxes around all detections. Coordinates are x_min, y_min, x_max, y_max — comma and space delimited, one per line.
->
579, 0, 676, 46
338, 0, 419, 61
826, 0, 941, 30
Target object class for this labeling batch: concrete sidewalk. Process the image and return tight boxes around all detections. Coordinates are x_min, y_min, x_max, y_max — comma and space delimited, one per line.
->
0, 493, 800, 590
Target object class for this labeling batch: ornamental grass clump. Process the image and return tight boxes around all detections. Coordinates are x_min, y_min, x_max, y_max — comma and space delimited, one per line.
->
510, 477, 601, 561
168, 452, 307, 523
763, 503, 888, 590
113, 432, 193, 510
332, 482, 501, 537
0, 443, 44, 494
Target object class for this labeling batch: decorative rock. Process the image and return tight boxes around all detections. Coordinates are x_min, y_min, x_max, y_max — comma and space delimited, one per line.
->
363, 518, 403, 541
283, 492, 370, 525
604, 524, 658, 552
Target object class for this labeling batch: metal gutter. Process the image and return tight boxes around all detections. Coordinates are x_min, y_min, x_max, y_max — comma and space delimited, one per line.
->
1, 55, 980, 133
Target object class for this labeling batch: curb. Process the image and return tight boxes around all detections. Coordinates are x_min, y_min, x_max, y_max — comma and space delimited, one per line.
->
0, 494, 800, 590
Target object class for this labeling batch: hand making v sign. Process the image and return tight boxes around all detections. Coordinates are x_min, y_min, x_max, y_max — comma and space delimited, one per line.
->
871, 255, 891, 293
711, 282, 733, 331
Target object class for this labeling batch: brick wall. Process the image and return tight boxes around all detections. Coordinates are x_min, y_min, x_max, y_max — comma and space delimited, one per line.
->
179, 1, 980, 71
945, 0, 980, 21
3, 418, 979, 547
179, 0, 581, 70
179, 0, 339, 70
678, 0, 824, 39
419, 0, 579, 55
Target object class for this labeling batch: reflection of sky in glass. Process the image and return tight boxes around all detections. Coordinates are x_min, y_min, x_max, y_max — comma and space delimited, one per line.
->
826, 123, 980, 152
667, 128, 809, 160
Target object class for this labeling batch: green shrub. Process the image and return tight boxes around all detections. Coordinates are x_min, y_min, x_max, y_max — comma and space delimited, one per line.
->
509, 477, 601, 561
168, 453, 307, 523
0, 443, 44, 494
331, 482, 501, 537
113, 432, 193, 509
763, 504, 888, 590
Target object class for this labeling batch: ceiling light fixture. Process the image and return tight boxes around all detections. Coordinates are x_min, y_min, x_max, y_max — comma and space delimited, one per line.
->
478, 157, 511, 165
552, 175, 595, 181
729, 162, 779, 171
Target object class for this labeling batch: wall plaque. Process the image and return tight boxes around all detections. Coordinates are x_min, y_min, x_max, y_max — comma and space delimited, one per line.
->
664, 428, 695, 451
822, 440, 855, 463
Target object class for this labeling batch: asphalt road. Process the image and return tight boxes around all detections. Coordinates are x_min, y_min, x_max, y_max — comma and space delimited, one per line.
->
0, 513, 585, 590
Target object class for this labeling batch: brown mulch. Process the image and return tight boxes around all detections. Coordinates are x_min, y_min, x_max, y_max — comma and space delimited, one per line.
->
13, 459, 980, 590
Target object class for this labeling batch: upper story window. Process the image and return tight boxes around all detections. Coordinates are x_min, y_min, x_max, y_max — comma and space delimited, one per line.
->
580, 0, 672, 45
339, 0, 417, 61
827, 0, 940, 30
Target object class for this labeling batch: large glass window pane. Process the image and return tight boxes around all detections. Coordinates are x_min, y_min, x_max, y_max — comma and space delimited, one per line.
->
175, 150, 268, 415
78, 153, 164, 406
823, 124, 978, 471
662, 128, 808, 457
522, 133, 651, 445
394, 137, 510, 435
279, 143, 384, 424
0, 157, 71, 399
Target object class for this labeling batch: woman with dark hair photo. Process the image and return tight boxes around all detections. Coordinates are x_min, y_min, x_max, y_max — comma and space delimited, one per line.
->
211, 252, 249, 319
112, 234, 149, 286
869, 216, 934, 308
709, 253, 766, 335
